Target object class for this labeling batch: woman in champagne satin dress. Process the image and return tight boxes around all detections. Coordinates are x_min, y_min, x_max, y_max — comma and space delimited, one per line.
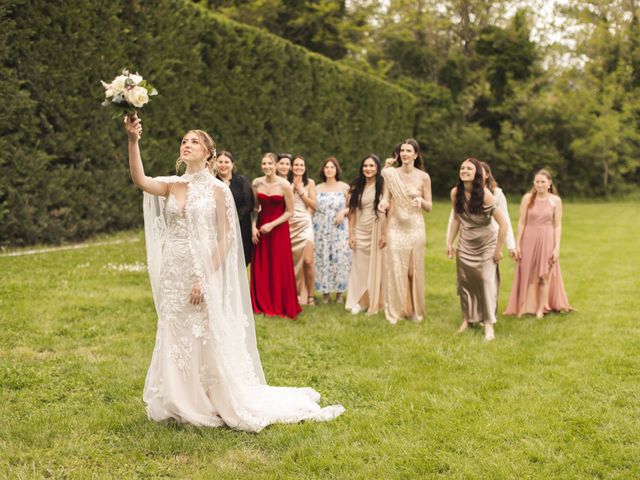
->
381, 139, 432, 324
345, 154, 385, 315
447, 158, 507, 341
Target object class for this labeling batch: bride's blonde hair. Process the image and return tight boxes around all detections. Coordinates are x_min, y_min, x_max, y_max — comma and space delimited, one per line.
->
176, 129, 218, 174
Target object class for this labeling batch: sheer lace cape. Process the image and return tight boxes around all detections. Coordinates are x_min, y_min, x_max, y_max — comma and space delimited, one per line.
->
144, 173, 266, 386
142, 172, 344, 431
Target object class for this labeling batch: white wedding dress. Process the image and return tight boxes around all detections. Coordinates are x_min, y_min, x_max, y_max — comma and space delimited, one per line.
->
142, 169, 344, 432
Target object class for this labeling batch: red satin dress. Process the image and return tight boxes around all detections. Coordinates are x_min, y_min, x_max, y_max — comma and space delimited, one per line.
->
251, 194, 301, 319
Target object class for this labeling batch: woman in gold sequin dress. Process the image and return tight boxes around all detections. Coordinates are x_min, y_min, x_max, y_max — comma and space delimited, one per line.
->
381, 139, 432, 324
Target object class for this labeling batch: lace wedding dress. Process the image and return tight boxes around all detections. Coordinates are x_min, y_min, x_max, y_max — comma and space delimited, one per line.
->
142, 169, 344, 432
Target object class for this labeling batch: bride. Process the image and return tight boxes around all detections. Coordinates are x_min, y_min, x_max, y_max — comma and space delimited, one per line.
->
124, 115, 344, 432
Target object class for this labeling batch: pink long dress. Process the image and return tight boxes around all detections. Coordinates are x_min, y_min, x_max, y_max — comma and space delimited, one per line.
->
504, 197, 572, 316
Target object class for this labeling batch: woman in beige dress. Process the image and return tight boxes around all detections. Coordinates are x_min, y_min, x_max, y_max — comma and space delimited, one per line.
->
447, 158, 507, 341
288, 155, 317, 305
381, 139, 432, 324
345, 154, 385, 315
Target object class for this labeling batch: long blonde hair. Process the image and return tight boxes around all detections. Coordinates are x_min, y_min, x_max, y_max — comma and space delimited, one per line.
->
527, 169, 558, 208
175, 129, 217, 174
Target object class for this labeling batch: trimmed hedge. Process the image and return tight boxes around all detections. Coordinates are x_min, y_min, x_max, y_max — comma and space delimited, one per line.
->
0, 0, 416, 247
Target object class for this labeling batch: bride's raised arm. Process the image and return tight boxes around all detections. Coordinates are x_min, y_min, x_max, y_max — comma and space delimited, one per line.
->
124, 115, 170, 197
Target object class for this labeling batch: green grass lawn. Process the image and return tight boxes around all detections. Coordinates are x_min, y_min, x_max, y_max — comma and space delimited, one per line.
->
1, 201, 638, 479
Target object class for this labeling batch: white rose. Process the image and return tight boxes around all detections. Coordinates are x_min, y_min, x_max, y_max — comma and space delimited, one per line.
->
129, 73, 143, 85
111, 75, 127, 95
100, 80, 115, 98
125, 86, 149, 108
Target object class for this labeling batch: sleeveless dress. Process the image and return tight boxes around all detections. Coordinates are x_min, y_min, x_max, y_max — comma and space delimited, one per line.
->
289, 187, 314, 304
251, 193, 301, 319
313, 191, 351, 293
383, 168, 426, 324
504, 197, 573, 316
345, 185, 385, 314
143, 171, 343, 431
456, 204, 499, 324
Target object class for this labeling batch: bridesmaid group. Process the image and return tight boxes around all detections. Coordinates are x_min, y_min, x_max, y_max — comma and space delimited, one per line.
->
215, 140, 573, 337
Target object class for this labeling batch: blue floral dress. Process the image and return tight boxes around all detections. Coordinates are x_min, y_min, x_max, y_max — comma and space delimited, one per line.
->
313, 191, 351, 293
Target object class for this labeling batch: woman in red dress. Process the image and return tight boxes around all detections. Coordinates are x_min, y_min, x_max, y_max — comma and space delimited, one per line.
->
250, 153, 301, 319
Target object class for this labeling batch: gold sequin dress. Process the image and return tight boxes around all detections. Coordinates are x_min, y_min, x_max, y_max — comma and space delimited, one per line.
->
383, 168, 426, 324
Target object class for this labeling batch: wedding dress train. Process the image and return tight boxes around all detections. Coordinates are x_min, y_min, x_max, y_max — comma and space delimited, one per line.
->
141, 169, 344, 432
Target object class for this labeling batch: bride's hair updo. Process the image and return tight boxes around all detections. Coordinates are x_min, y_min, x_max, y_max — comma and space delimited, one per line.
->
176, 129, 218, 174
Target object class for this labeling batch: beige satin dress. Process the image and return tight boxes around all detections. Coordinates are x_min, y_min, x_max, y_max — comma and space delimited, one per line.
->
289, 188, 314, 304
345, 185, 385, 314
456, 204, 499, 324
383, 168, 426, 324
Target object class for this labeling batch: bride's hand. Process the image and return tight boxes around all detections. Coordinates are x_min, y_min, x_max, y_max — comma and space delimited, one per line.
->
188, 281, 204, 305
124, 114, 142, 142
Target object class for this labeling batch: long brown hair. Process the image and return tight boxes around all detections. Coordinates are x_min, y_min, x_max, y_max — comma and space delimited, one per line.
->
479, 161, 497, 193
288, 155, 309, 186
455, 158, 485, 215
527, 169, 558, 209
348, 154, 383, 217
319, 156, 343, 182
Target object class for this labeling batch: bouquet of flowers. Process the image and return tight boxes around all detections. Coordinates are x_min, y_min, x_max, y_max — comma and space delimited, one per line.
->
101, 69, 158, 118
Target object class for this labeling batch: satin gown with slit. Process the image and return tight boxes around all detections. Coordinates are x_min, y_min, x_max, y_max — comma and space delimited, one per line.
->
250, 193, 301, 319
383, 168, 426, 324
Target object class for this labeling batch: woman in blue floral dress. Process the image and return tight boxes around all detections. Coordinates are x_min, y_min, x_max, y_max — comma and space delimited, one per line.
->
313, 157, 351, 304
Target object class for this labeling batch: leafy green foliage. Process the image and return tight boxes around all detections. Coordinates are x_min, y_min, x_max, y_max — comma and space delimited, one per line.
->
0, 0, 415, 247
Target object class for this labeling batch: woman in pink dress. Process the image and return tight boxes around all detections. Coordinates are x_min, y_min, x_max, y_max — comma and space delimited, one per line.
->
505, 169, 573, 318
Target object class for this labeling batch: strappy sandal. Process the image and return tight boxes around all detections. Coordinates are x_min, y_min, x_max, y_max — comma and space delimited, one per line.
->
307, 296, 316, 306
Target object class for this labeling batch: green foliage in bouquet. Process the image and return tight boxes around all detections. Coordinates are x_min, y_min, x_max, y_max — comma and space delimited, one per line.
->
101, 69, 158, 119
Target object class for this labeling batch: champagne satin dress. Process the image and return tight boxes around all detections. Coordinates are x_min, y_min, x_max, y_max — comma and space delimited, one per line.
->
456, 204, 499, 324
345, 185, 385, 314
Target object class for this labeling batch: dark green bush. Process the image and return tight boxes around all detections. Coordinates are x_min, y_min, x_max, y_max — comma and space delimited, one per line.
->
0, 0, 416, 247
